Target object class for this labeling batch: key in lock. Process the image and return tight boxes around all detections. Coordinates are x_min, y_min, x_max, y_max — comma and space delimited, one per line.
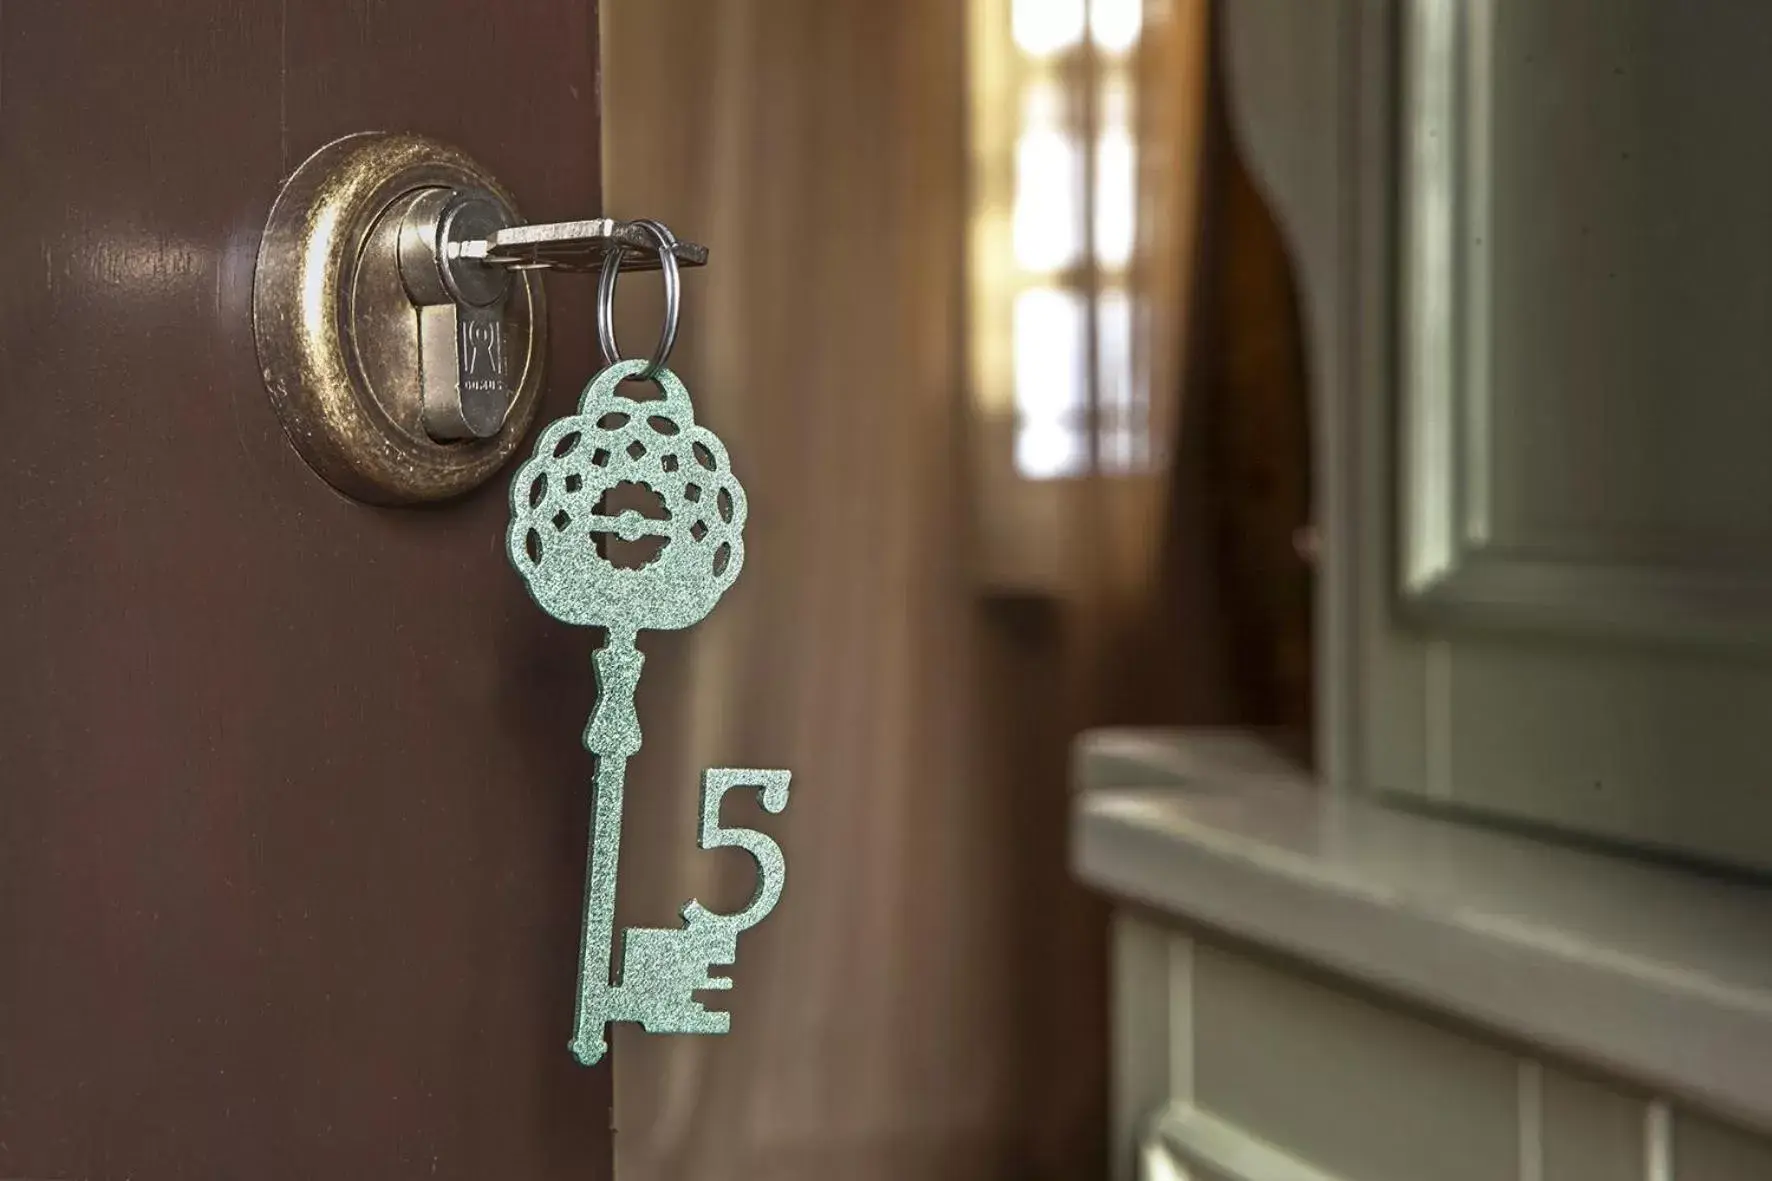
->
393, 193, 709, 442
255, 131, 710, 504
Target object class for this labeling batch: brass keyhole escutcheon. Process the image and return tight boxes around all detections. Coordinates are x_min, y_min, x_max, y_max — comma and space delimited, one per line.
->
253, 132, 548, 505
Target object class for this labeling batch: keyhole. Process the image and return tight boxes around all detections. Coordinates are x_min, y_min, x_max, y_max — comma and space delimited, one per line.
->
590, 481, 671, 569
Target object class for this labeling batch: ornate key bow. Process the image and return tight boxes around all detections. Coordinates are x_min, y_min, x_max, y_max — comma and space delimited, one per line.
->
508, 358, 790, 1066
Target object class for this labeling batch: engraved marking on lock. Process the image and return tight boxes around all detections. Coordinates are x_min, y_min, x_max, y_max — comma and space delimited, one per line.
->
461, 317, 505, 388
399, 189, 517, 442
463, 319, 502, 378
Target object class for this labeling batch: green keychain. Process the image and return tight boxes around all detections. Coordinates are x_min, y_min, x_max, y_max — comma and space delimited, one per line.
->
506, 223, 789, 1067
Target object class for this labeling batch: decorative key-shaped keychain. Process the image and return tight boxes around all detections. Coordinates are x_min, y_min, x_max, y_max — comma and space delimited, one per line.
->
506, 220, 790, 1067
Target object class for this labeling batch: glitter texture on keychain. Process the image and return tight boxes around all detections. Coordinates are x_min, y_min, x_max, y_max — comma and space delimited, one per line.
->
507, 350, 790, 1067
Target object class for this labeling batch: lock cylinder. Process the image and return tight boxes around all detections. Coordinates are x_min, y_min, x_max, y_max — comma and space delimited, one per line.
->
252, 132, 547, 504
255, 131, 705, 506
394, 188, 519, 442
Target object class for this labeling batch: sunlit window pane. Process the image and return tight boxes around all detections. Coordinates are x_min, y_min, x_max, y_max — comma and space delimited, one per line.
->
1013, 85, 1083, 273
1014, 132, 1083, 272
1091, 114, 1134, 265
1013, 0, 1086, 57
1014, 288, 1086, 419
1014, 287, 1088, 479
1090, 0, 1144, 55
1096, 288, 1148, 472
1017, 422, 1087, 480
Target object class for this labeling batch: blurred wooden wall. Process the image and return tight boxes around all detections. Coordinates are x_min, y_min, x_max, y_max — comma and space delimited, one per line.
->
1128, 0, 1315, 751
1191, 4, 1316, 746
599, 3, 1107, 1179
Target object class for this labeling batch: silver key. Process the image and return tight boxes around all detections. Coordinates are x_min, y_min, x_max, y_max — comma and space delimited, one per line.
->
396, 199, 707, 442
458, 219, 708, 274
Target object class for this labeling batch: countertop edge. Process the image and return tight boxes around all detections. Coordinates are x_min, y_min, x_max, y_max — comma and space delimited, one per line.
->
1072, 728, 1772, 1132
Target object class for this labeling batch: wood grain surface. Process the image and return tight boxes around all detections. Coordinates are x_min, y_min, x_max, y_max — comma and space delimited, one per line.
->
0, 2, 613, 1177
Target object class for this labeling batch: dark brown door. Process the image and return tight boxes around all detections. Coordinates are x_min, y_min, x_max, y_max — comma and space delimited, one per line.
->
0, 3, 612, 1178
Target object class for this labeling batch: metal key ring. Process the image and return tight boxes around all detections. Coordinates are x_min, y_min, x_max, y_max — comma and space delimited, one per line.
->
596, 219, 680, 382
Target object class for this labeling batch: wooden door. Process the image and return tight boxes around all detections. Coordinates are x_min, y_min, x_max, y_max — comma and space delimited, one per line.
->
0, 2, 612, 1178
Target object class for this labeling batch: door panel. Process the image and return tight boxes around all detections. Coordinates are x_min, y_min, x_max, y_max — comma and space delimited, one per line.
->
1401, 0, 1772, 632
1370, 0, 1772, 871
0, 2, 611, 1178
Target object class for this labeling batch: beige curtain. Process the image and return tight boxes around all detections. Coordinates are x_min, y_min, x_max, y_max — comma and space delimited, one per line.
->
599, 3, 1105, 1179
596, 1, 1220, 1176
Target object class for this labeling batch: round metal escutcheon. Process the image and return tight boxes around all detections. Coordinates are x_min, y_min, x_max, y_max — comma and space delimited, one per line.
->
253, 131, 547, 504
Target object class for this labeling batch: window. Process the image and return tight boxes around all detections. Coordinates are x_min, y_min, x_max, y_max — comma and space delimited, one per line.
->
969, 0, 1152, 484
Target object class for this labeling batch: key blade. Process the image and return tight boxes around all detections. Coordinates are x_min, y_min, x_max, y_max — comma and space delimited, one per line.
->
464, 220, 708, 274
